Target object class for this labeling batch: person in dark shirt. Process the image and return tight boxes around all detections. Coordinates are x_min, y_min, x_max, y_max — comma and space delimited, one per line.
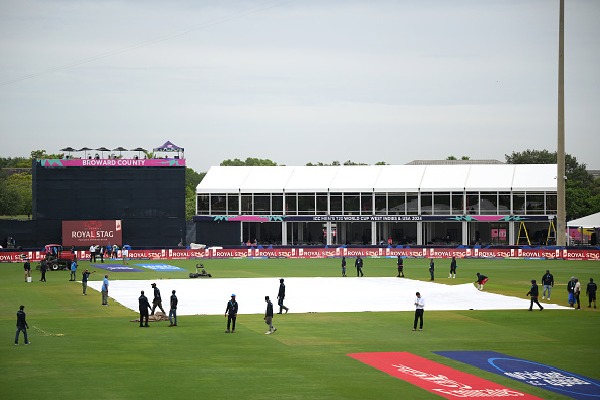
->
138, 291, 151, 327
264, 296, 276, 334
24, 259, 31, 282
277, 278, 289, 314
429, 259, 435, 281
476, 273, 488, 291
224, 294, 238, 333
449, 257, 457, 279
40, 259, 47, 282
397, 256, 404, 278
586, 278, 597, 308
150, 283, 166, 315
526, 279, 544, 311
541, 270, 554, 300
81, 269, 95, 295
355, 256, 364, 277
169, 290, 178, 327
341, 256, 347, 277
15, 305, 30, 345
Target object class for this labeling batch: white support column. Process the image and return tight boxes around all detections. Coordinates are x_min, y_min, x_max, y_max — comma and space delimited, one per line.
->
462, 221, 468, 245
326, 221, 333, 245
371, 221, 377, 245
281, 221, 287, 245
240, 222, 244, 245
509, 222, 515, 245
417, 222, 423, 245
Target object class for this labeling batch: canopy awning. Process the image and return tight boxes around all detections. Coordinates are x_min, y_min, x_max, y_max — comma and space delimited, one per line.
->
153, 141, 184, 152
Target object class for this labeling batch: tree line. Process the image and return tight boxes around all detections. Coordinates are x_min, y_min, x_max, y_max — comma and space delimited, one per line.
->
1, 150, 598, 221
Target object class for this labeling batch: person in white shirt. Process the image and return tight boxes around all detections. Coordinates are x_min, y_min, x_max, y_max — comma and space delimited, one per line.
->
89, 244, 96, 262
413, 292, 425, 331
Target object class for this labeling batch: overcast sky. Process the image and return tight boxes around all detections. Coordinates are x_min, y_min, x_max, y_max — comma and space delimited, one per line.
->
0, 0, 598, 172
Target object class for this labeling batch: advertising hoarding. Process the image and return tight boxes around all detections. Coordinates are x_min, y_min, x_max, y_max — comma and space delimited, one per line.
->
62, 220, 122, 246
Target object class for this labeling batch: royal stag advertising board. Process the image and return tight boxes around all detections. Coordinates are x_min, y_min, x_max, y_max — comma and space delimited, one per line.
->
62, 220, 122, 246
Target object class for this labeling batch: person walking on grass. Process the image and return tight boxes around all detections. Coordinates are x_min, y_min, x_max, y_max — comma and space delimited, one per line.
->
341, 256, 347, 277
15, 305, 30, 345
81, 269, 95, 295
277, 278, 289, 314
169, 290, 178, 327
355, 256, 364, 277
413, 292, 425, 331
264, 296, 277, 334
150, 283, 166, 315
138, 291, 151, 327
541, 270, 554, 300
587, 278, 597, 308
526, 279, 544, 311
225, 294, 238, 333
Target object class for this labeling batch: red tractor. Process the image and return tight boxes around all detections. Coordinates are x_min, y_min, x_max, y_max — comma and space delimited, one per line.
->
43, 244, 77, 271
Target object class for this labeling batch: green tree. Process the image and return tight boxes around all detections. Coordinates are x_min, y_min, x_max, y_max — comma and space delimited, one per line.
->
343, 160, 368, 166
220, 158, 278, 166
505, 149, 600, 219
0, 157, 30, 168
446, 155, 470, 160
31, 150, 64, 159
0, 173, 32, 216
185, 187, 197, 221
185, 167, 205, 220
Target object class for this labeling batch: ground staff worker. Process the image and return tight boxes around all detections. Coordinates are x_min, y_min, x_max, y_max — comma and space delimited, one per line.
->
138, 291, 151, 327
169, 290, 178, 327
225, 294, 238, 333
151, 283, 166, 315
413, 292, 425, 331
277, 278, 289, 314
526, 280, 544, 311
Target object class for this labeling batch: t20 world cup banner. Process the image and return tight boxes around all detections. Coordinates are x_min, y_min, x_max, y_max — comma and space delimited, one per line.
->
62, 220, 122, 247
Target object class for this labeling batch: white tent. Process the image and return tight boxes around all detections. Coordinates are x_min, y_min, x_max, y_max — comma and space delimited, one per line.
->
197, 164, 557, 193
567, 212, 600, 228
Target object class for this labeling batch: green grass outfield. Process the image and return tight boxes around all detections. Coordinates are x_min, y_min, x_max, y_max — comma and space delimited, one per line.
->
1, 257, 599, 399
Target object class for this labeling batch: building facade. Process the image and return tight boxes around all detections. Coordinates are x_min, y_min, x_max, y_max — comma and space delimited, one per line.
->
195, 164, 557, 246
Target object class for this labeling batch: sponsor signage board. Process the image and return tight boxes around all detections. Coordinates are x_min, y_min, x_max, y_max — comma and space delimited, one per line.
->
2, 247, 600, 263
39, 158, 185, 168
135, 264, 186, 271
436, 351, 600, 400
348, 352, 542, 399
62, 220, 122, 247
91, 264, 144, 272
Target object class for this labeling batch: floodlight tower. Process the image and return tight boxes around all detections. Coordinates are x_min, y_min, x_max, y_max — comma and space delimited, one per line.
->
556, 0, 567, 246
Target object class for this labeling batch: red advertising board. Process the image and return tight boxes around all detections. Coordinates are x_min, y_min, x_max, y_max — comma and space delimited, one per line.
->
62, 220, 123, 247
2, 246, 600, 263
